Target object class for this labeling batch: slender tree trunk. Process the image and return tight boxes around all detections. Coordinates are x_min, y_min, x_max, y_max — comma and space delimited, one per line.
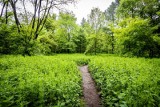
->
0, 1, 6, 17
67, 32, 70, 53
111, 33, 114, 54
80, 41, 82, 53
34, 0, 51, 40
9, 0, 21, 32
34, 0, 42, 39
131, 8, 133, 18
30, 0, 38, 37
5, 2, 8, 24
94, 37, 97, 55
22, 0, 29, 24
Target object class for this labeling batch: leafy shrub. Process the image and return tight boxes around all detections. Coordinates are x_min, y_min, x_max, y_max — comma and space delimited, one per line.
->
75, 58, 90, 66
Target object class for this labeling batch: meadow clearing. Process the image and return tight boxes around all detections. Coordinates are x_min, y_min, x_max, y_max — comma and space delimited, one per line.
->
0, 54, 160, 107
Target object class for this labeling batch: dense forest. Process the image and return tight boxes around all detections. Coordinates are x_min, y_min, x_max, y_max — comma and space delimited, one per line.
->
0, 0, 160, 57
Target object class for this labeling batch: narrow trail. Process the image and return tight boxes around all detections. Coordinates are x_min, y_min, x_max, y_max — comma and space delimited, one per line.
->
79, 65, 101, 107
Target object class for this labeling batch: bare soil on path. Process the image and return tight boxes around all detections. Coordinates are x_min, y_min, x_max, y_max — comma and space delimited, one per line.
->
79, 65, 101, 107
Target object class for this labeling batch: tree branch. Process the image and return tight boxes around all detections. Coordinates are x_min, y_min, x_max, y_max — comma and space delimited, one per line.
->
22, 0, 29, 24
9, 0, 21, 32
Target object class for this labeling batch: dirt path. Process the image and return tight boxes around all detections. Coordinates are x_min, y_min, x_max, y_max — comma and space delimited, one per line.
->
79, 65, 101, 107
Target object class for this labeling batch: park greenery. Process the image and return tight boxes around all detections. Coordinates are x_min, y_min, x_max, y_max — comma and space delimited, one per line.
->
0, 0, 160, 107
89, 55, 160, 106
0, 54, 160, 106
0, 55, 83, 106
0, 0, 160, 57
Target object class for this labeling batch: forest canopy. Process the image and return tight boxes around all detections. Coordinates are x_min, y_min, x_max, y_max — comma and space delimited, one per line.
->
0, 0, 160, 57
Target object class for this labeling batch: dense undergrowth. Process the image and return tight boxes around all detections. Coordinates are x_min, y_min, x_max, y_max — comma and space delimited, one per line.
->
0, 54, 160, 107
89, 56, 160, 107
0, 55, 83, 107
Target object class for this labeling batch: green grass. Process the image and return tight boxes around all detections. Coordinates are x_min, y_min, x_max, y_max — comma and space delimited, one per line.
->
0, 54, 160, 107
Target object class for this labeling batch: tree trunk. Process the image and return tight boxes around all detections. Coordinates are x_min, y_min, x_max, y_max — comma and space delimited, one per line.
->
111, 33, 114, 54
5, 2, 8, 24
0, 1, 6, 17
9, 0, 21, 32
94, 38, 97, 55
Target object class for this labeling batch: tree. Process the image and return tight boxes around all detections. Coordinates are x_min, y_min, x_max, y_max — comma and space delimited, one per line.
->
74, 28, 86, 53
104, 1, 118, 54
114, 17, 159, 57
117, 0, 139, 18
54, 12, 78, 53
38, 14, 58, 54
88, 8, 105, 33
117, 0, 160, 26
80, 18, 93, 54
0, 0, 76, 55
87, 7, 105, 54
115, 0, 160, 57
105, 2, 117, 23
102, 26, 114, 53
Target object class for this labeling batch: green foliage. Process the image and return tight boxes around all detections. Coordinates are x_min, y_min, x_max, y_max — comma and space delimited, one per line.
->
104, 2, 117, 22
0, 55, 82, 107
0, 23, 51, 55
53, 12, 79, 53
117, 0, 139, 18
0, 54, 160, 106
0, 23, 13, 54
0, 0, 160, 57
86, 8, 106, 54
88, 55, 160, 106
84, 31, 105, 54
117, 0, 160, 19
102, 24, 115, 54
115, 0, 160, 57
114, 17, 159, 57
74, 28, 87, 53
75, 58, 90, 66
45, 14, 56, 32
38, 30, 58, 54
0, 23, 23, 54
88, 8, 105, 31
